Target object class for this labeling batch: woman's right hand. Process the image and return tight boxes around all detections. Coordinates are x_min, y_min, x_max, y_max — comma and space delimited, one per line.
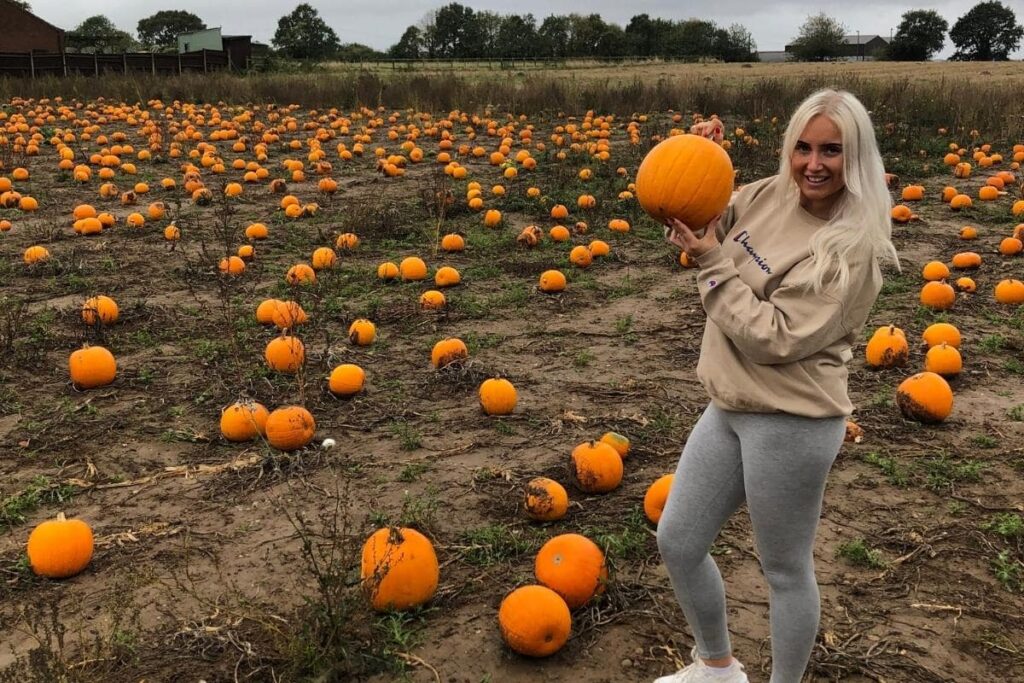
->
689, 118, 724, 143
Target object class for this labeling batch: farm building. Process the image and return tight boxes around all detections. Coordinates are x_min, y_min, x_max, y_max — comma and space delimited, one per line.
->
784, 34, 890, 61
0, 0, 65, 53
177, 27, 253, 70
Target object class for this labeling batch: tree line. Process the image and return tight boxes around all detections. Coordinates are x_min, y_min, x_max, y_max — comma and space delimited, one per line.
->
42, 1, 1022, 63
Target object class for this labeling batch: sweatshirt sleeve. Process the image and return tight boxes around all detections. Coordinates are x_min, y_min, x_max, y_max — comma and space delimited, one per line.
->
693, 248, 855, 365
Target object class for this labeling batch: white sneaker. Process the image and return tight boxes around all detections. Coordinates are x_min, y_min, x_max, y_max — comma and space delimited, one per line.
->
653, 646, 749, 683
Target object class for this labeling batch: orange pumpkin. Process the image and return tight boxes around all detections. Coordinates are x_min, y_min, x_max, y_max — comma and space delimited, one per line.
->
69, 345, 117, 389
569, 245, 593, 268
524, 477, 569, 521
498, 585, 571, 657
896, 372, 953, 424
377, 262, 400, 280
999, 237, 1023, 256
220, 401, 270, 441
81, 295, 119, 326
479, 378, 517, 415
994, 279, 1024, 304
921, 261, 950, 281
271, 300, 308, 330
434, 266, 461, 287
265, 335, 305, 373
571, 441, 623, 493
643, 474, 675, 524
539, 270, 566, 293
864, 325, 908, 368
635, 133, 733, 228
431, 338, 468, 369
950, 252, 981, 269
27, 513, 94, 579
328, 364, 365, 397
924, 343, 962, 377
919, 281, 955, 310
535, 533, 608, 608
360, 527, 439, 611
599, 431, 630, 458
264, 405, 316, 450
348, 319, 377, 346
419, 290, 446, 310
922, 323, 961, 349
399, 256, 428, 281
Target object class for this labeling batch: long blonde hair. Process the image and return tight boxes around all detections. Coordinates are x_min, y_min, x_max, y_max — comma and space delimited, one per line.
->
776, 88, 900, 294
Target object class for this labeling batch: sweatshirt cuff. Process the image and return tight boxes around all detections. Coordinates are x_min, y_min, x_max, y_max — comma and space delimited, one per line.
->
694, 244, 728, 269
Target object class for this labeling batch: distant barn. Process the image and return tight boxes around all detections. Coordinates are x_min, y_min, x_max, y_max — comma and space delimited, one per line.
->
0, 0, 64, 53
783, 34, 890, 61
177, 27, 252, 70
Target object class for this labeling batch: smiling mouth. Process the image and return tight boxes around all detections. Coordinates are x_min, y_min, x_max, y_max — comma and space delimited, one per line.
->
804, 176, 830, 186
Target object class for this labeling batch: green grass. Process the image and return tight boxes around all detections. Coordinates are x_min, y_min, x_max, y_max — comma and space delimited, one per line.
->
862, 451, 910, 487
573, 349, 595, 367
980, 334, 1008, 353
991, 550, 1024, 593
590, 510, 651, 561
388, 421, 422, 451
970, 434, 1000, 449
984, 513, 1024, 539
836, 539, 887, 569
1008, 404, 1024, 422
920, 454, 985, 491
397, 462, 429, 482
458, 524, 538, 565
1, 476, 78, 529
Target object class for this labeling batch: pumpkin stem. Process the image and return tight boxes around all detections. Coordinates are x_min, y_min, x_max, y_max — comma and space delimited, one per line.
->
56, 512, 67, 522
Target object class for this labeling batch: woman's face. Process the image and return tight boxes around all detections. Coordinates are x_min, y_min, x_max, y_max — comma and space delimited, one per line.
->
791, 114, 845, 216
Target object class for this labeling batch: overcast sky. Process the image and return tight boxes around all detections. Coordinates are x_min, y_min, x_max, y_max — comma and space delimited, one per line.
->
29, 0, 1024, 59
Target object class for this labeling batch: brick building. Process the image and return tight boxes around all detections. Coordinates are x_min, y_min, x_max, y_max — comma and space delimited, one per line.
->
0, 0, 65, 53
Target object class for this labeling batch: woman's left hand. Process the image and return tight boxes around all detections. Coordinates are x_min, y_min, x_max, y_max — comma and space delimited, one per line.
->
665, 215, 721, 258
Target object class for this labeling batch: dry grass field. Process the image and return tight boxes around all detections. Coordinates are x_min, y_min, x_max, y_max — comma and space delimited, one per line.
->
0, 62, 1023, 682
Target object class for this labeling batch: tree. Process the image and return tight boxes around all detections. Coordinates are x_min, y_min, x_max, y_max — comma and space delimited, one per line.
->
674, 19, 719, 60
717, 24, 758, 62
336, 43, 382, 61
10, 0, 31, 11
137, 11, 205, 52
66, 15, 138, 53
789, 13, 846, 61
495, 14, 538, 58
885, 10, 948, 60
538, 15, 571, 58
389, 26, 423, 58
272, 4, 339, 60
431, 3, 485, 58
949, 1, 1023, 61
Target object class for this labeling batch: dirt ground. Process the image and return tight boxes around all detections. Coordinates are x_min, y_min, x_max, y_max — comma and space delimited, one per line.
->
1, 98, 1023, 683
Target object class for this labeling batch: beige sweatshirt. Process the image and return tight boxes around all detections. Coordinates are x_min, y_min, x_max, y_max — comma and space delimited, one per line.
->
692, 175, 882, 418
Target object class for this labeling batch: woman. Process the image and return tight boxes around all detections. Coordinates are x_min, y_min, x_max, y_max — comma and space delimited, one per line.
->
654, 89, 899, 683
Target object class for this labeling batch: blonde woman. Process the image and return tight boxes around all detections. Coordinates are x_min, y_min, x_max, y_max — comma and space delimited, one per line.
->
654, 89, 899, 683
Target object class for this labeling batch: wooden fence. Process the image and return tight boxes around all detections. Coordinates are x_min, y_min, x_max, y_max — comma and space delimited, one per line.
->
0, 50, 230, 78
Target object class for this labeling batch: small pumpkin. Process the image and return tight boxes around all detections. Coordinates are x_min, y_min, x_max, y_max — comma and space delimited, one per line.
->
589, 240, 610, 257
400, 256, 428, 281
549, 225, 571, 242
81, 295, 119, 326
998, 237, 1023, 256
599, 431, 630, 458
27, 513, 94, 579
311, 247, 337, 270
994, 279, 1024, 304
539, 270, 566, 293
896, 372, 953, 424
265, 335, 305, 373
921, 261, 950, 281
69, 345, 117, 389
569, 245, 593, 268
328, 364, 365, 397
285, 263, 316, 285
498, 585, 571, 658
920, 281, 955, 310
377, 262, 400, 280
864, 325, 908, 368
950, 252, 981, 269
348, 319, 377, 346
643, 474, 675, 524
524, 478, 569, 522
535, 533, 608, 608
479, 378, 517, 415
360, 527, 439, 611
434, 266, 461, 287
419, 290, 446, 310
924, 342, 962, 377
440, 233, 465, 252
264, 405, 316, 450
219, 256, 245, 276
922, 322, 961, 349
220, 401, 270, 441
431, 338, 468, 369
571, 441, 623, 494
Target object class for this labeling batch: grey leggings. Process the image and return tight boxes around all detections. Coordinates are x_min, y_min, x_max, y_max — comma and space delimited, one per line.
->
656, 402, 845, 683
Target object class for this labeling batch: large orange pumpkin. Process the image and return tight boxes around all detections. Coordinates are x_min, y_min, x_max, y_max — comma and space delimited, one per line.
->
27, 513, 94, 579
535, 533, 608, 608
69, 345, 117, 389
636, 134, 734, 228
264, 405, 316, 450
864, 325, 908, 368
360, 527, 439, 611
498, 585, 572, 657
896, 372, 953, 424
479, 378, 517, 415
220, 401, 270, 441
571, 441, 623, 493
